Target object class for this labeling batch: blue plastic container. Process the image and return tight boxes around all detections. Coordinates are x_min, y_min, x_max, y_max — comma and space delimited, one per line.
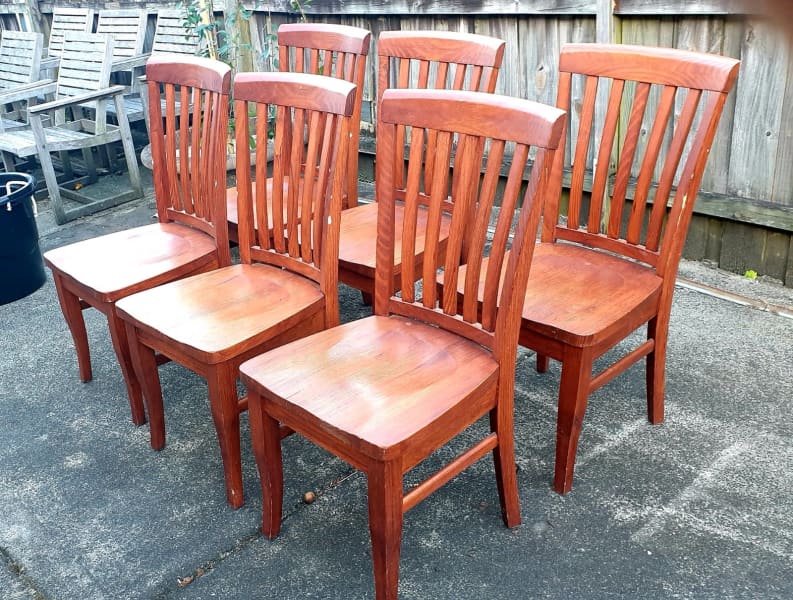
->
0, 173, 45, 305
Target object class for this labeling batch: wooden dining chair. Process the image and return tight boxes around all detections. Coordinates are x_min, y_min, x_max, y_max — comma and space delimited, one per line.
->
337, 30, 506, 305
42, 55, 232, 426
240, 88, 566, 600
117, 72, 357, 510
226, 22, 371, 242
455, 43, 741, 494
39, 7, 94, 76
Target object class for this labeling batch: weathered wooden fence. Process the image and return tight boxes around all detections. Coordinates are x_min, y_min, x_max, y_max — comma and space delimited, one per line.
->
2, 0, 792, 286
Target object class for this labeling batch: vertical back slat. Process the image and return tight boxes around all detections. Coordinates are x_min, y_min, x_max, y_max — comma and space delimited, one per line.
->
625, 84, 677, 244
568, 75, 598, 230
588, 78, 623, 234
646, 89, 702, 251
254, 101, 272, 250
608, 81, 651, 239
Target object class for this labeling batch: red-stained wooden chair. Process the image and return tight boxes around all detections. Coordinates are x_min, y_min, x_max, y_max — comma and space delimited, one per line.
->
117, 72, 357, 509
337, 30, 506, 305
240, 88, 565, 600
43, 55, 232, 426
226, 22, 371, 242
457, 43, 741, 494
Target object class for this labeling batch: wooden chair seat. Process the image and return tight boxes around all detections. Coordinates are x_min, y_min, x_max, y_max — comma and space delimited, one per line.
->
451, 243, 663, 345
242, 314, 498, 459
43, 223, 219, 300
338, 202, 452, 282
520, 244, 663, 345
117, 263, 326, 363
0, 123, 120, 157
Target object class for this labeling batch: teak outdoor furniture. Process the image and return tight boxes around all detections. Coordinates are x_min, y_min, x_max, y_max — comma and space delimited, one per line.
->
226, 22, 371, 242
39, 6, 94, 75
0, 32, 143, 224
0, 30, 45, 132
240, 88, 565, 600
336, 30, 506, 305
117, 72, 357, 510
452, 43, 741, 494
43, 55, 232, 426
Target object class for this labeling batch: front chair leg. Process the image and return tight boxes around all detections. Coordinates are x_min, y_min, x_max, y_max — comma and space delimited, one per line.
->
367, 460, 403, 600
207, 361, 244, 509
249, 389, 284, 538
51, 274, 92, 383
553, 348, 594, 495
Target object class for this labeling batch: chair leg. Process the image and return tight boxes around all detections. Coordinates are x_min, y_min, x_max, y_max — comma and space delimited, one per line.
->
367, 460, 403, 600
125, 322, 165, 448
51, 274, 92, 383
35, 142, 67, 224
553, 347, 594, 495
106, 309, 146, 426
646, 316, 667, 424
489, 406, 521, 528
536, 353, 550, 373
114, 96, 143, 198
249, 389, 284, 538
207, 362, 244, 509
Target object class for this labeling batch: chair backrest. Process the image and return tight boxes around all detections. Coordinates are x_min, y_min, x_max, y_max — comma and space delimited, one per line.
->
0, 30, 43, 90
145, 54, 233, 267
376, 88, 565, 359
277, 23, 371, 209
151, 9, 202, 56
233, 71, 357, 322
377, 30, 505, 202
95, 9, 147, 62
47, 7, 94, 58
543, 43, 740, 288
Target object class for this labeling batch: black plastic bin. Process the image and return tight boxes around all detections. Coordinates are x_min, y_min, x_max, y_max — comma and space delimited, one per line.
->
0, 173, 46, 305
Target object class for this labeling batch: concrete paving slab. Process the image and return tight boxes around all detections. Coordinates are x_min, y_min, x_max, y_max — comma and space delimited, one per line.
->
1, 187, 792, 599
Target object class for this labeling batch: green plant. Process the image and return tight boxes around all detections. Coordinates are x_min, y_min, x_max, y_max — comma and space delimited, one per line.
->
179, 1, 313, 145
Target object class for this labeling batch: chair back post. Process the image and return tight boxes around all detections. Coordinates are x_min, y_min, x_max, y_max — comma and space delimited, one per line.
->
233, 71, 358, 325
145, 54, 233, 267
374, 87, 566, 362
277, 23, 371, 209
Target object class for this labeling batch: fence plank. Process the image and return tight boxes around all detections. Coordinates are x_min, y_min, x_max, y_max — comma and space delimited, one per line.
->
728, 20, 789, 203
